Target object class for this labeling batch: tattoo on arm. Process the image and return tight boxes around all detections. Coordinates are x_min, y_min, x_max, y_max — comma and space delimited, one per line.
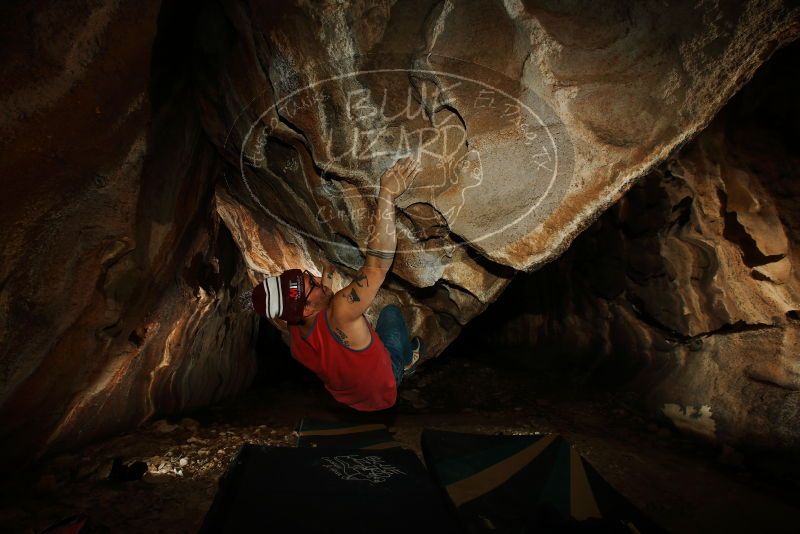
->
353, 272, 368, 287
333, 327, 350, 347
346, 288, 360, 303
366, 248, 394, 260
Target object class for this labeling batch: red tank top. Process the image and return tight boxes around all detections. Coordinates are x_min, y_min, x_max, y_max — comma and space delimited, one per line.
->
289, 309, 397, 411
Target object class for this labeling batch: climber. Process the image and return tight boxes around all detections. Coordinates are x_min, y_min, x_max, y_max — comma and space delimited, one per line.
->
251, 157, 423, 411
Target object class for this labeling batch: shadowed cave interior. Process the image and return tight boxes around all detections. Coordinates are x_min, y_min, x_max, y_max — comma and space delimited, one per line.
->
2, 0, 800, 532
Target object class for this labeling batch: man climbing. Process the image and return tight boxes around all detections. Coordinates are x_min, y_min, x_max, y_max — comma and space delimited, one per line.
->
251, 157, 423, 411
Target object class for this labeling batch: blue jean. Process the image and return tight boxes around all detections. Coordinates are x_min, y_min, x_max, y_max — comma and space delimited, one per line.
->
375, 305, 413, 386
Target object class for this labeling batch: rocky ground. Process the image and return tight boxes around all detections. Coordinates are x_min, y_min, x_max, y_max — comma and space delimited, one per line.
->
1, 351, 799, 533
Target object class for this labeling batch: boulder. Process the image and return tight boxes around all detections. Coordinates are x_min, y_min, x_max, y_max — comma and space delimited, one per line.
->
199, 0, 799, 359
1, 0, 798, 463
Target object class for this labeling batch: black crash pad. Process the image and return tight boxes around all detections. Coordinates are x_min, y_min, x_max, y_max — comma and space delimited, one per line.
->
200, 444, 460, 533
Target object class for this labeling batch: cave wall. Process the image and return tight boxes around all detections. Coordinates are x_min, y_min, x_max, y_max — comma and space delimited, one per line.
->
1, 0, 800, 464
0, 0, 257, 466
477, 44, 800, 450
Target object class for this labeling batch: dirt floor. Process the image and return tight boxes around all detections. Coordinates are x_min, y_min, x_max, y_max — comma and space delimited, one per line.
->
1, 352, 799, 533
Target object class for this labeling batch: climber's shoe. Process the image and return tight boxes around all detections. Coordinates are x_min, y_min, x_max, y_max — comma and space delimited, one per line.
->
404, 337, 423, 377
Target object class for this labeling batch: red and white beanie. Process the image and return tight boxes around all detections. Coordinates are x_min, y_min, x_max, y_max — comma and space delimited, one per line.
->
251, 269, 306, 324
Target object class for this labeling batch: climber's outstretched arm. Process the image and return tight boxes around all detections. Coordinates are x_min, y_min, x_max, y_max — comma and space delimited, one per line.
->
331, 157, 420, 322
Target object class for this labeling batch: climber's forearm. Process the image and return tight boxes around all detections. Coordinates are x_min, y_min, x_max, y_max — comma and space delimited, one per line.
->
361, 156, 418, 272
364, 185, 397, 270
330, 185, 396, 322
329, 159, 416, 322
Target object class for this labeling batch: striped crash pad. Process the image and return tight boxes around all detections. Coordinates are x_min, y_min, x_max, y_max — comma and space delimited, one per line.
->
295, 418, 401, 450
421, 430, 662, 533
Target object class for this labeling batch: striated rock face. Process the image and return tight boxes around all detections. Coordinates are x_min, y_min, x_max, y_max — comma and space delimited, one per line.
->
475, 45, 800, 450
0, 0, 257, 466
1, 0, 799, 465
